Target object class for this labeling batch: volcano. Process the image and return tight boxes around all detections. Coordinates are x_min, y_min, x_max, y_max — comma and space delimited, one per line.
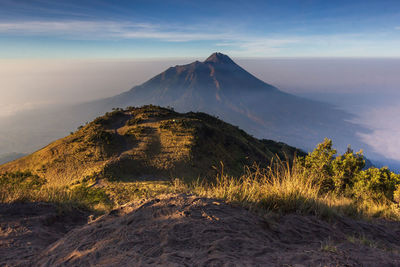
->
97, 52, 363, 151
0, 52, 367, 157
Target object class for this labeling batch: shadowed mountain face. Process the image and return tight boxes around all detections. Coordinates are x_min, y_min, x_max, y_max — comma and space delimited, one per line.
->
109, 53, 278, 112
0, 53, 370, 160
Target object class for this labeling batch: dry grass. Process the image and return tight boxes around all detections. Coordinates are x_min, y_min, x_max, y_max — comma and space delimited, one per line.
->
103, 180, 185, 205
1, 159, 399, 221
187, 160, 400, 221
0, 183, 112, 213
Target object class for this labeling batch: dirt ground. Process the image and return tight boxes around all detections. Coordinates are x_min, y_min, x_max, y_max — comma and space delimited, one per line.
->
2, 195, 400, 266
0, 202, 87, 266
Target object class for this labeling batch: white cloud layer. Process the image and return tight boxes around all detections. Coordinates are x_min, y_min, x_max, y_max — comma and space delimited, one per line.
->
358, 105, 400, 161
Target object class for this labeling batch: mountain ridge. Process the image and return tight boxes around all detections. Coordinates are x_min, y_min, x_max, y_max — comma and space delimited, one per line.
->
0, 105, 303, 186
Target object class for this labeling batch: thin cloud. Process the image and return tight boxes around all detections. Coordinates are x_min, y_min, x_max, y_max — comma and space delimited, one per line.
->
0, 20, 296, 43
0, 21, 157, 37
116, 31, 235, 42
0, 20, 300, 55
0, 20, 230, 41
1, 20, 399, 57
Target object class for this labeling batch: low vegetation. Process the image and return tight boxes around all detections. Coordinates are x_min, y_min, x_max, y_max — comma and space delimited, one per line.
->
0, 171, 112, 212
190, 139, 400, 220
1, 138, 399, 221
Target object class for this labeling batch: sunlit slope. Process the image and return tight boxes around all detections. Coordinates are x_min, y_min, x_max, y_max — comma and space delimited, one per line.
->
0, 106, 302, 186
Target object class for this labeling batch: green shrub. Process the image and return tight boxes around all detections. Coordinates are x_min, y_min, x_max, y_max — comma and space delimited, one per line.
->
93, 116, 108, 125
0, 171, 46, 190
299, 139, 399, 203
105, 109, 124, 117
331, 147, 365, 194
88, 130, 115, 145
126, 117, 145, 126
299, 138, 337, 192
393, 185, 400, 203
70, 183, 113, 209
354, 167, 400, 201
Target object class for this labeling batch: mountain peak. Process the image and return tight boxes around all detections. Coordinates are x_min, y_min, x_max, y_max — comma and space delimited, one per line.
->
204, 52, 235, 64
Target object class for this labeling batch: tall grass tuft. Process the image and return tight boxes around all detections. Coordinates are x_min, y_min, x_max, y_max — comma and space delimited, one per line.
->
0, 172, 113, 213
190, 160, 400, 220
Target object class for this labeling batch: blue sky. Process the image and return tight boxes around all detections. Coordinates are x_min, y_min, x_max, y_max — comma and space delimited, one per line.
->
1, 0, 400, 58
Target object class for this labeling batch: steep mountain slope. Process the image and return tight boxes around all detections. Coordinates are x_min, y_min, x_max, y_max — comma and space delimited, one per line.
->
112, 53, 365, 150
0, 52, 369, 159
108, 53, 278, 111
0, 106, 302, 186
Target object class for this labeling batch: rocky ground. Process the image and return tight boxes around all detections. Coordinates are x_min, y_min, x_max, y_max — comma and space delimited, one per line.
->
1, 195, 400, 266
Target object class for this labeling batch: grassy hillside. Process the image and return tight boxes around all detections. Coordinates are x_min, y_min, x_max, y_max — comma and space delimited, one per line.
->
1, 139, 399, 221
2, 106, 397, 221
0, 105, 302, 186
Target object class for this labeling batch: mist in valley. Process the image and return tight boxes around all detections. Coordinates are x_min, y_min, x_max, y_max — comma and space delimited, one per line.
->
0, 57, 399, 170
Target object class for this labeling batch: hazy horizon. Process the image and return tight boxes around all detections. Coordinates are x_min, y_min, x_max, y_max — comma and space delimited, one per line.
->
1, 56, 400, 168
1, 0, 400, 169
